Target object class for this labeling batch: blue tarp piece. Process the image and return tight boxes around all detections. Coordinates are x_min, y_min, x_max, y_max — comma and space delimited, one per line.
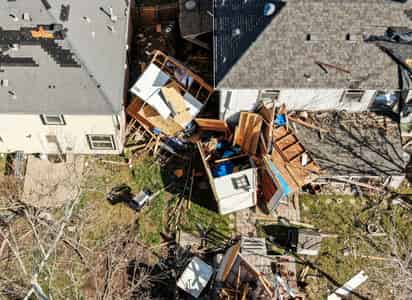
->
266, 159, 292, 195
212, 143, 242, 177
275, 114, 287, 126
213, 161, 235, 177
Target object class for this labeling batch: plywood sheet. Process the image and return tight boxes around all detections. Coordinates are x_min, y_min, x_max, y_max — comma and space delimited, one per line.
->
270, 152, 299, 192
276, 133, 298, 151
282, 143, 305, 161
272, 126, 289, 140
140, 104, 183, 136
161, 86, 187, 114
234, 112, 263, 155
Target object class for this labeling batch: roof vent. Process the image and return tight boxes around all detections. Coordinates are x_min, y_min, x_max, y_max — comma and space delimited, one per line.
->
232, 28, 241, 37
264, 3, 276, 16
8, 90, 17, 100
1, 79, 9, 88
9, 14, 18, 22
22, 12, 31, 21
185, 0, 197, 11
109, 7, 118, 22
60, 5, 70, 22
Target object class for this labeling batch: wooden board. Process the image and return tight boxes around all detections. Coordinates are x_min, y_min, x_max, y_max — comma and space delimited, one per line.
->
272, 126, 289, 140
258, 104, 275, 153
233, 112, 263, 155
161, 86, 187, 114
151, 51, 214, 104
140, 103, 183, 136
270, 152, 299, 192
282, 142, 305, 161
195, 118, 231, 137
276, 133, 298, 151
260, 167, 278, 203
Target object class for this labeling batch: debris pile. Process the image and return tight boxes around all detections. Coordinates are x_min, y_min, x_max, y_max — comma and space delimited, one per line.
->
121, 49, 408, 299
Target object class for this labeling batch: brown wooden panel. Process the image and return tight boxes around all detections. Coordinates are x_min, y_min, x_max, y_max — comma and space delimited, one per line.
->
276, 133, 298, 151
272, 126, 289, 140
283, 143, 305, 161
234, 112, 263, 155
261, 168, 278, 203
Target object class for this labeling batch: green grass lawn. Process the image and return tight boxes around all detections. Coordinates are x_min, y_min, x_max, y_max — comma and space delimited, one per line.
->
300, 193, 411, 299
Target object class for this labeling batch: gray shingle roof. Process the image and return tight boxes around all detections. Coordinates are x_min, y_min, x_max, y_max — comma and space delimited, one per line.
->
214, 0, 412, 89
0, 0, 130, 114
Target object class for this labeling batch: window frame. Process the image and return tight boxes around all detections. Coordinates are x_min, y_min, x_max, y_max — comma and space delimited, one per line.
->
259, 89, 280, 102
341, 89, 365, 103
87, 134, 116, 150
40, 114, 66, 125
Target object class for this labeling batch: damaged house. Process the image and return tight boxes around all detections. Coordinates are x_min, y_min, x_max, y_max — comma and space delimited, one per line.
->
290, 111, 409, 190
127, 50, 214, 136
213, 0, 412, 121
0, 0, 133, 155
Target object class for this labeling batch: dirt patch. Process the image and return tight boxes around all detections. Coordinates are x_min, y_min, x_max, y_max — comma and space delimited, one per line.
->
22, 155, 84, 208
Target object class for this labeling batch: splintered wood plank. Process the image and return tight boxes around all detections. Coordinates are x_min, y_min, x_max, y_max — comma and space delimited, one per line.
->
286, 164, 308, 187
261, 167, 278, 203
195, 118, 231, 137
276, 133, 298, 151
272, 126, 290, 140
270, 151, 299, 192
161, 86, 187, 113
234, 112, 263, 155
304, 160, 321, 174
258, 104, 275, 145
126, 97, 144, 119
140, 104, 183, 136
288, 155, 321, 185
283, 143, 305, 161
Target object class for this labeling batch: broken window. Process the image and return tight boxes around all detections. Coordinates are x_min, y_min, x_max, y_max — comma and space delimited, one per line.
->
87, 135, 116, 150
40, 114, 65, 125
260, 89, 280, 103
231, 174, 251, 191
341, 90, 365, 102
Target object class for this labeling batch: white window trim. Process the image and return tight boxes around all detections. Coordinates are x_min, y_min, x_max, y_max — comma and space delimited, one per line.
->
341, 90, 365, 102
87, 135, 116, 150
41, 114, 65, 125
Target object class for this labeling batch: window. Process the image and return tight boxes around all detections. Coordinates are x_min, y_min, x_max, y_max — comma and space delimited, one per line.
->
341, 90, 365, 102
260, 89, 280, 102
231, 175, 251, 191
41, 114, 65, 125
87, 135, 116, 150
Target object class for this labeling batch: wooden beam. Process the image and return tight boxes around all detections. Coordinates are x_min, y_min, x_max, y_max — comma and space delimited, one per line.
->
214, 154, 248, 164
287, 116, 329, 133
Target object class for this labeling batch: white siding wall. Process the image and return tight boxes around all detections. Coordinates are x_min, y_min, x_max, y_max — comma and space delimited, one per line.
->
278, 89, 375, 111
219, 89, 377, 121
0, 113, 123, 154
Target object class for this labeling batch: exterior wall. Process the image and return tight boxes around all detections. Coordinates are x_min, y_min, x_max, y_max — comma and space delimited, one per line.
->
278, 89, 375, 111
0, 113, 123, 154
219, 89, 260, 123
219, 89, 377, 121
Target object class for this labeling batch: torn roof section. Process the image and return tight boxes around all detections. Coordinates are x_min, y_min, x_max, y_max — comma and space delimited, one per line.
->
179, 0, 212, 38
0, 0, 130, 114
292, 112, 408, 177
128, 51, 214, 136
213, 0, 412, 89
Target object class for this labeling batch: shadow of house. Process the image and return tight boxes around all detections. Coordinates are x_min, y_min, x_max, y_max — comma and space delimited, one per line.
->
213, 0, 286, 86
179, 0, 213, 49
292, 111, 409, 188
